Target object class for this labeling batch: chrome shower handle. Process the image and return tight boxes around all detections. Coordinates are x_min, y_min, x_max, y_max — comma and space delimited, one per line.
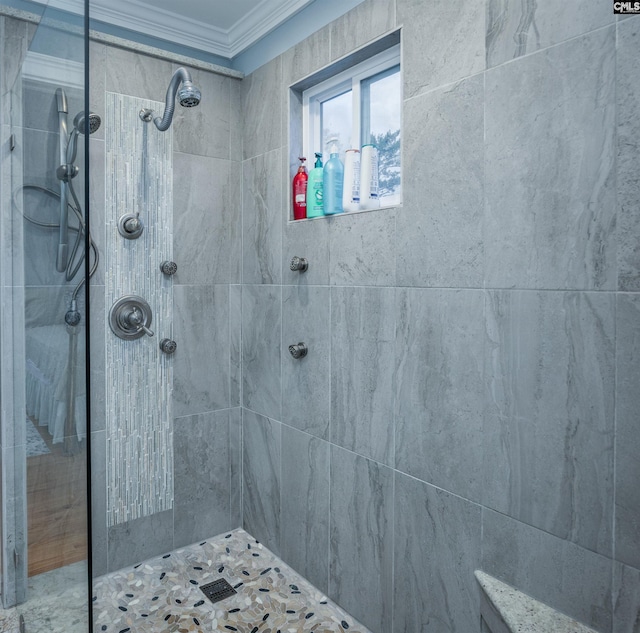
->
126, 307, 154, 337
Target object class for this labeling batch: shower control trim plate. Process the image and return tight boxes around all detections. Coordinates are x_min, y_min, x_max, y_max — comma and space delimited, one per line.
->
109, 295, 154, 340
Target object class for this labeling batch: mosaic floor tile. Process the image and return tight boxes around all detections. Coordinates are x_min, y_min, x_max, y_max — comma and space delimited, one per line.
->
93, 528, 370, 633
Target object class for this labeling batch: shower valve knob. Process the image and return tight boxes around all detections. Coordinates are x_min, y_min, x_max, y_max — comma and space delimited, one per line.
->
288, 342, 308, 359
118, 213, 144, 239
290, 256, 308, 272
160, 261, 178, 276
160, 338, 177, 354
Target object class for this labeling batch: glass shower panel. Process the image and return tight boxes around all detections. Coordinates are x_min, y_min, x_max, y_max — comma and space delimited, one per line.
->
0, 1, 91, 630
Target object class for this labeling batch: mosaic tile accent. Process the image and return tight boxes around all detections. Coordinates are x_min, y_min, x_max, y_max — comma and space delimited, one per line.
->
105, 92, 173, 527
93, 528, 371, 633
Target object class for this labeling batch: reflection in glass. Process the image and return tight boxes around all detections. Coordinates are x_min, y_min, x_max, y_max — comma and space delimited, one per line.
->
321, 89, 352, 161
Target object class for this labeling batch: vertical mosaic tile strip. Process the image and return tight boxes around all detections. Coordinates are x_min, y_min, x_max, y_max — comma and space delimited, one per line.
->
105, 92, 173, 527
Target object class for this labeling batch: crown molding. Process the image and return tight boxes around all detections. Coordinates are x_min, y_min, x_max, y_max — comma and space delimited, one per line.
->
27, 0, 314, 59
22, 51, 84, 89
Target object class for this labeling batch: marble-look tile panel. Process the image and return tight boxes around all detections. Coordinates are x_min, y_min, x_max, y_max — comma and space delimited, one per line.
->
89, 42, 106, 141
229, 406, 242, 527
331, 286, 395, 466
242, 409, 281, 556
329, 210, 396, 287
486, 0, 613, 69
484, 290, 615, 555
617, 19, 640, 291
242, 148, 283, 285
242, 56, 282, 160
484, 27, 616, 290
394, 472, 481, 633
281, 425, 330, 594
105, 45, 173, 103
171, 65, 230, 160
330, 446, 393, 633
229, 284, 242, 408
395, 288, 484, 502
398, 0, 484, 99
482, 508, 613, 633
174, 410, 232, 547
173, 284, 230, 417
283, 215, 330, 286
615, 293, 640, 569
229, 77, 243, 163
282, 286, 330, 439
282, 23, 331, 87
1, 16, 29, 116
330, 0, 396, 62
242, 284, 282, 421
613, 563, 640, 633
89, 138, 105, 287
107, 509, 174, 573
397, 76, 484, 288
22, 80, 81, 135
173, 153, 241, 285
90, 430, 108, 578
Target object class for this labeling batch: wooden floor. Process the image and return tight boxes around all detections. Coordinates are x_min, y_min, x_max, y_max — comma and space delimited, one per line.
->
27, 424, 88, 577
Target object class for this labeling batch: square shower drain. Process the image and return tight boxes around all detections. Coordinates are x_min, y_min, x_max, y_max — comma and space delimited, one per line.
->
200, 578, 237, 604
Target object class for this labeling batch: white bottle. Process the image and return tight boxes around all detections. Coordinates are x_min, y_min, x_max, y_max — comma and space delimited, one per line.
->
359, 144, 380, 210
342, 149, 360, 212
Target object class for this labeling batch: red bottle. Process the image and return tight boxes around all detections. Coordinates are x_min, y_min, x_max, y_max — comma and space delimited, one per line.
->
293, 157, 308, 220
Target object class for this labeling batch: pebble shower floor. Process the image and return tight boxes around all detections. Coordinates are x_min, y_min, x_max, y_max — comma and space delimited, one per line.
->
92, 528, 370, 633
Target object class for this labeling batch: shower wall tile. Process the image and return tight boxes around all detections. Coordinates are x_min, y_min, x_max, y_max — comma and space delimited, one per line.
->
484, 27, 616, 290
484, 290, 615, 555
241, 56, 282, 160
331, 286, 395, 465
482, 508, 613, 633
173, 284, 230, 417
486, 0, 613, 69
395, 288, 484, 502
617, 19, 640, 291
229, 78, 243, 163
329, 210, 396, 287
329, 446, 393, 633
105, 46, 173, 103
174, 409, 232, 547
107, 509, 174, 572
242, 285, 282, 421
229, 285, 242, 408
91, 429, 108, 577
282, 217, 330, 286
394, 473, 481, 633
614, 293, 640, 569
613, 563, 640, 633
242, 409, 281, 555
330, 0, 396, 62
229, 407, 242, 527
396, 75, 484, 289
280, 425, 330, 594
171, 65, 230, 160
397, 0, 484, 99
242, 149, 283, 285
282, 286, 330, 440
22, 81, 81, 134
1, 16, 29, 117
89, 42, 106, 141
89, 138, 105, 287
282, 24, 331, 87
173, 153, 241, 285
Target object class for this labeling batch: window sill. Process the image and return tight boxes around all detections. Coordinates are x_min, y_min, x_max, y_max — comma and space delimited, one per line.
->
288, 202, 402, 224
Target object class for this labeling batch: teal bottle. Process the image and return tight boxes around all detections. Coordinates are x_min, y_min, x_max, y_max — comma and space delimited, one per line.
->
323, 142, 343, 215
306, 153, 324, 218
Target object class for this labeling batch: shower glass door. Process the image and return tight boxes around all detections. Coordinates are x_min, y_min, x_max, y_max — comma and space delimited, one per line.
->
0, 0, 91, 630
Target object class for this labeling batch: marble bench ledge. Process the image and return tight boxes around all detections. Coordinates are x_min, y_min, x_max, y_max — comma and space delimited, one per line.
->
475, 570, 599, 633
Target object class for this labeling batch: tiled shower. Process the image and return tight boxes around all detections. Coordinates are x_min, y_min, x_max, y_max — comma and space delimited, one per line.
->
0, 0, 639, 632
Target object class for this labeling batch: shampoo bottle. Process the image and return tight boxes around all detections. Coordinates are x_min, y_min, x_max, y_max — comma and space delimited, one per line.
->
323, 140, 344, 215
292, 157, 308, 220
306, 152, 324, 218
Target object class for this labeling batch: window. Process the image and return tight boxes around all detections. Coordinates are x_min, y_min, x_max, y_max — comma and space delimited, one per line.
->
302, 44, 401, 208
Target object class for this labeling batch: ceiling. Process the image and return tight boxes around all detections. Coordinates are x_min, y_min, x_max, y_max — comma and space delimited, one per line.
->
34, 0, 315, 58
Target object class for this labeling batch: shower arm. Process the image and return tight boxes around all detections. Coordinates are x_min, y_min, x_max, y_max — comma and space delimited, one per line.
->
55, 88, 69, 273
151, 67, 192, 132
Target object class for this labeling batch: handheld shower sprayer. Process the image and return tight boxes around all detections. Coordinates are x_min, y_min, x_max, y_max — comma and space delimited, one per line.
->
139, 67, 201, 131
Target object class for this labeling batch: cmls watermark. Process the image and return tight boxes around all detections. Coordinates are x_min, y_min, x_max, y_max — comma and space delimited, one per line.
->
614, 1, 640, 13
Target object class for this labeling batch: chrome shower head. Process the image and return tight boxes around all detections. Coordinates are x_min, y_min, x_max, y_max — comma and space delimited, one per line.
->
178, 81, 201, 108
73, 111, 101, 135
